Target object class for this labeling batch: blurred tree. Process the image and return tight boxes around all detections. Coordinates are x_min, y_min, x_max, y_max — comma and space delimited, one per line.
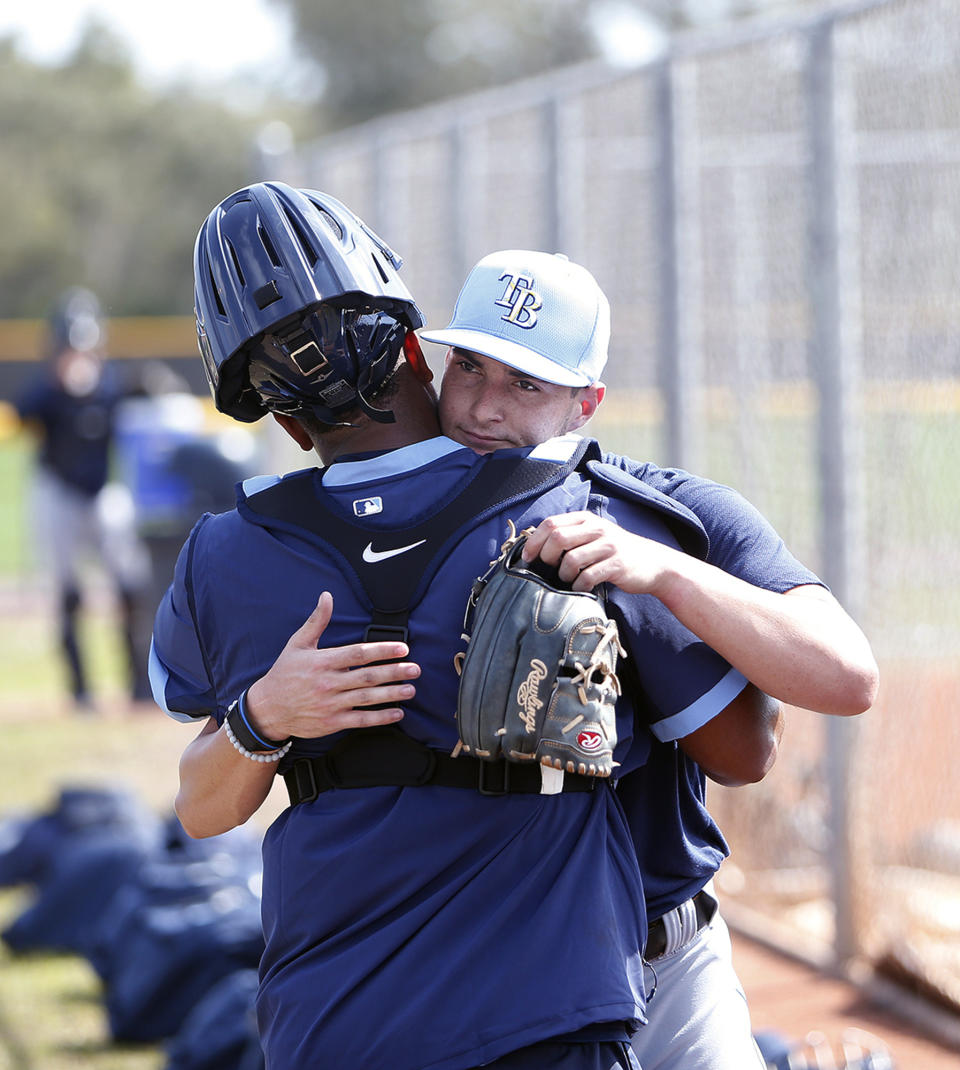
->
272, 0, 599, 126
273, 0, 822, 126
0, 21, 305, 318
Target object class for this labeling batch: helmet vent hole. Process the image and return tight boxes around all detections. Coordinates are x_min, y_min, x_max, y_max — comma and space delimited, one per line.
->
208, 267, 226, 317
316, 208, 343, 242
371, 252, 390, 284
225, 239, 246, 286
258, 224, 282, 268
281, 205, 320, 266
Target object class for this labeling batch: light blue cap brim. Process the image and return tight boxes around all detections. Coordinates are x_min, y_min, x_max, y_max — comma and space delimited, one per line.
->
420, 249, 609, 388
419, 326, 592, 387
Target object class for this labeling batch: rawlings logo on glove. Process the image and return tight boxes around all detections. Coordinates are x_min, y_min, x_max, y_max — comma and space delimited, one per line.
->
454, 522, 624, 778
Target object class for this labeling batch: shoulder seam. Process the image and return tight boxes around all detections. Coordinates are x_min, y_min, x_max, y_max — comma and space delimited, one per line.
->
183, 514, 220, 717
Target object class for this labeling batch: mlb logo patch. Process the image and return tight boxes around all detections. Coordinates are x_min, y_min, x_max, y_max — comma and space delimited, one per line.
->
353, 496, 383, 517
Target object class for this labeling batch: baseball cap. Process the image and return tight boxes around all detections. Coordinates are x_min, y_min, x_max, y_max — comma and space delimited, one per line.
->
420, 250, 609, 387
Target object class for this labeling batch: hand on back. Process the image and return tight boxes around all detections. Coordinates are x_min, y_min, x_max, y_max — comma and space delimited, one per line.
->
245, 592, 420, 741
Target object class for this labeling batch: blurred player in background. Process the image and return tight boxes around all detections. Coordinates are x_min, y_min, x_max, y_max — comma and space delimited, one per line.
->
16, 287, 151, 709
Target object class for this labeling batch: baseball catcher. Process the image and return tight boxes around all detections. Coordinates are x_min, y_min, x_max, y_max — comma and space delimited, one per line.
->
455, 521, 625, 778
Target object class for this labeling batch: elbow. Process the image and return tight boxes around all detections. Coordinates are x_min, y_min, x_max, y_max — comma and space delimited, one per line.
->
753, 736, 779, 781
173, 795, 210, 839
705, 728, 780, 788
728, 735, 779, 786
832, 657, 881, 717
745, 735, 780, 783
738, 696, 783, 783
706, 761, 769, 788
854, 657, 881, 713
174, 792, 238, 840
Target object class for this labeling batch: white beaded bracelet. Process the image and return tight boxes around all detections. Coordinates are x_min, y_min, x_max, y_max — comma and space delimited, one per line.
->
223, 714, 293, 763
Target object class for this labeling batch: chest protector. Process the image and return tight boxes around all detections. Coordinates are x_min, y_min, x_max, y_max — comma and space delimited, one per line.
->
236, 438, 708, 801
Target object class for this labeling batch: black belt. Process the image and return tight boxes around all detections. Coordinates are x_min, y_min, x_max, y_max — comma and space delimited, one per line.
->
645, 889, 717, 961
283, 726, 599, 805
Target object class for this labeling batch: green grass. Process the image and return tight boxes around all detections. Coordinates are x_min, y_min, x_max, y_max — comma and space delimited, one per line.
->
0, 607, 131, 709
0, 666, 282, 1070
0, 714, 189, 1070
0, 709, 188, 816
0, 895, 165, 1070
0, 436, 31, 578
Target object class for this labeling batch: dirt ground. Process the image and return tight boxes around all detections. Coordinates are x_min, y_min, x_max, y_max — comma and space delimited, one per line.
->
732, 925, 960, 1068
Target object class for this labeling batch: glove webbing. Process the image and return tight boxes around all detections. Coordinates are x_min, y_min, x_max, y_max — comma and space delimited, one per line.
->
568, 621, 624, 706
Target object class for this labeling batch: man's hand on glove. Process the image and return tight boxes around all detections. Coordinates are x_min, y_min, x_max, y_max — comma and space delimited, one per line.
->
455, 522, 624, 778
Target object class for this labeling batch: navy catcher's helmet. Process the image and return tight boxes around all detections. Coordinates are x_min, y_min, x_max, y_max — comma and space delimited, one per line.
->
48, 287, 105, 356
194, 182, 424, 425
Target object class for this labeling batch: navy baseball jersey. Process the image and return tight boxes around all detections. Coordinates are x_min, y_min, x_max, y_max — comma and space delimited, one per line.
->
16, 365, 123, 496
150, 436, 746, 1070
603, 451, 824, 920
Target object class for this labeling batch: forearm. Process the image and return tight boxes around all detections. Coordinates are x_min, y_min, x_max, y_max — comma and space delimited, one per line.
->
524, 513, 880, 716
175, 718, 277, 838
680, 684, 784, 786
652, 558, 878, 715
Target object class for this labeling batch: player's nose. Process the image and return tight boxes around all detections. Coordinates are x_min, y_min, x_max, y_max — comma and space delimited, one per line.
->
470, 382, 506, 423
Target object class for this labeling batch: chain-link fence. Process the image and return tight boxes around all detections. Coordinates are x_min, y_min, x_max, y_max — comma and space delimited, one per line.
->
277, 0, 960, 1007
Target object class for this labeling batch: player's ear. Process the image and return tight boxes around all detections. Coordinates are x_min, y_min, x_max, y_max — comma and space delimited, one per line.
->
569, 383, 605, 430
272, 412, 314, 452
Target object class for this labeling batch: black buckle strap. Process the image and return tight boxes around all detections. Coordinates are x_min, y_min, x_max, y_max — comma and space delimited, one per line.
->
477, 760, 513, 797
285, 727, 437, 804
283, 727, 597, 805
359, 623, 411, 712
363, 623, 409, 645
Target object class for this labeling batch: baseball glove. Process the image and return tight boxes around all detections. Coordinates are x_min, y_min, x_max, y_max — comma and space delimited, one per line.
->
454, 522, 624, 778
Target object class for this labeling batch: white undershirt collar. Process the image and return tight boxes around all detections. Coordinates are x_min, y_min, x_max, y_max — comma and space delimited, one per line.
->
321, 436, 467, 487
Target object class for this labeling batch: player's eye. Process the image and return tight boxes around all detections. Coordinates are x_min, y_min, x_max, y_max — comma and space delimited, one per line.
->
513, 379, 539, 392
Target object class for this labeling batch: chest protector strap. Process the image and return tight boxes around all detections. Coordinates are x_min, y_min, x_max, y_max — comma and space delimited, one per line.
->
242, 438, 604, 633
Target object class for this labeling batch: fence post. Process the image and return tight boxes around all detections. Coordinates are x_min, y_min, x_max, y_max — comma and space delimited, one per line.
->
371, 131, 394, 246
806, 15, 868, 965
542, 97, 562, 255
655, 57, 704, 471
546, 93, 585, 259
449, 121, 470, 284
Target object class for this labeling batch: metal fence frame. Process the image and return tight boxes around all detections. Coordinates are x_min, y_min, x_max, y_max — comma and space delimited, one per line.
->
272, 0, 959, 978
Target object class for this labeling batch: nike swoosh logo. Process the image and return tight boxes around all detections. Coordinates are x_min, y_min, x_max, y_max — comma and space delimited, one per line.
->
362, 539, 427, 563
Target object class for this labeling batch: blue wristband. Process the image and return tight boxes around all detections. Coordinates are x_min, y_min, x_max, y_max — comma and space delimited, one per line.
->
225, 691, 291, 752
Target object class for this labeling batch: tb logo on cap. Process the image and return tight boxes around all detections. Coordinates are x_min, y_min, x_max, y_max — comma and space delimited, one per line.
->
495, 272, 542, 329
